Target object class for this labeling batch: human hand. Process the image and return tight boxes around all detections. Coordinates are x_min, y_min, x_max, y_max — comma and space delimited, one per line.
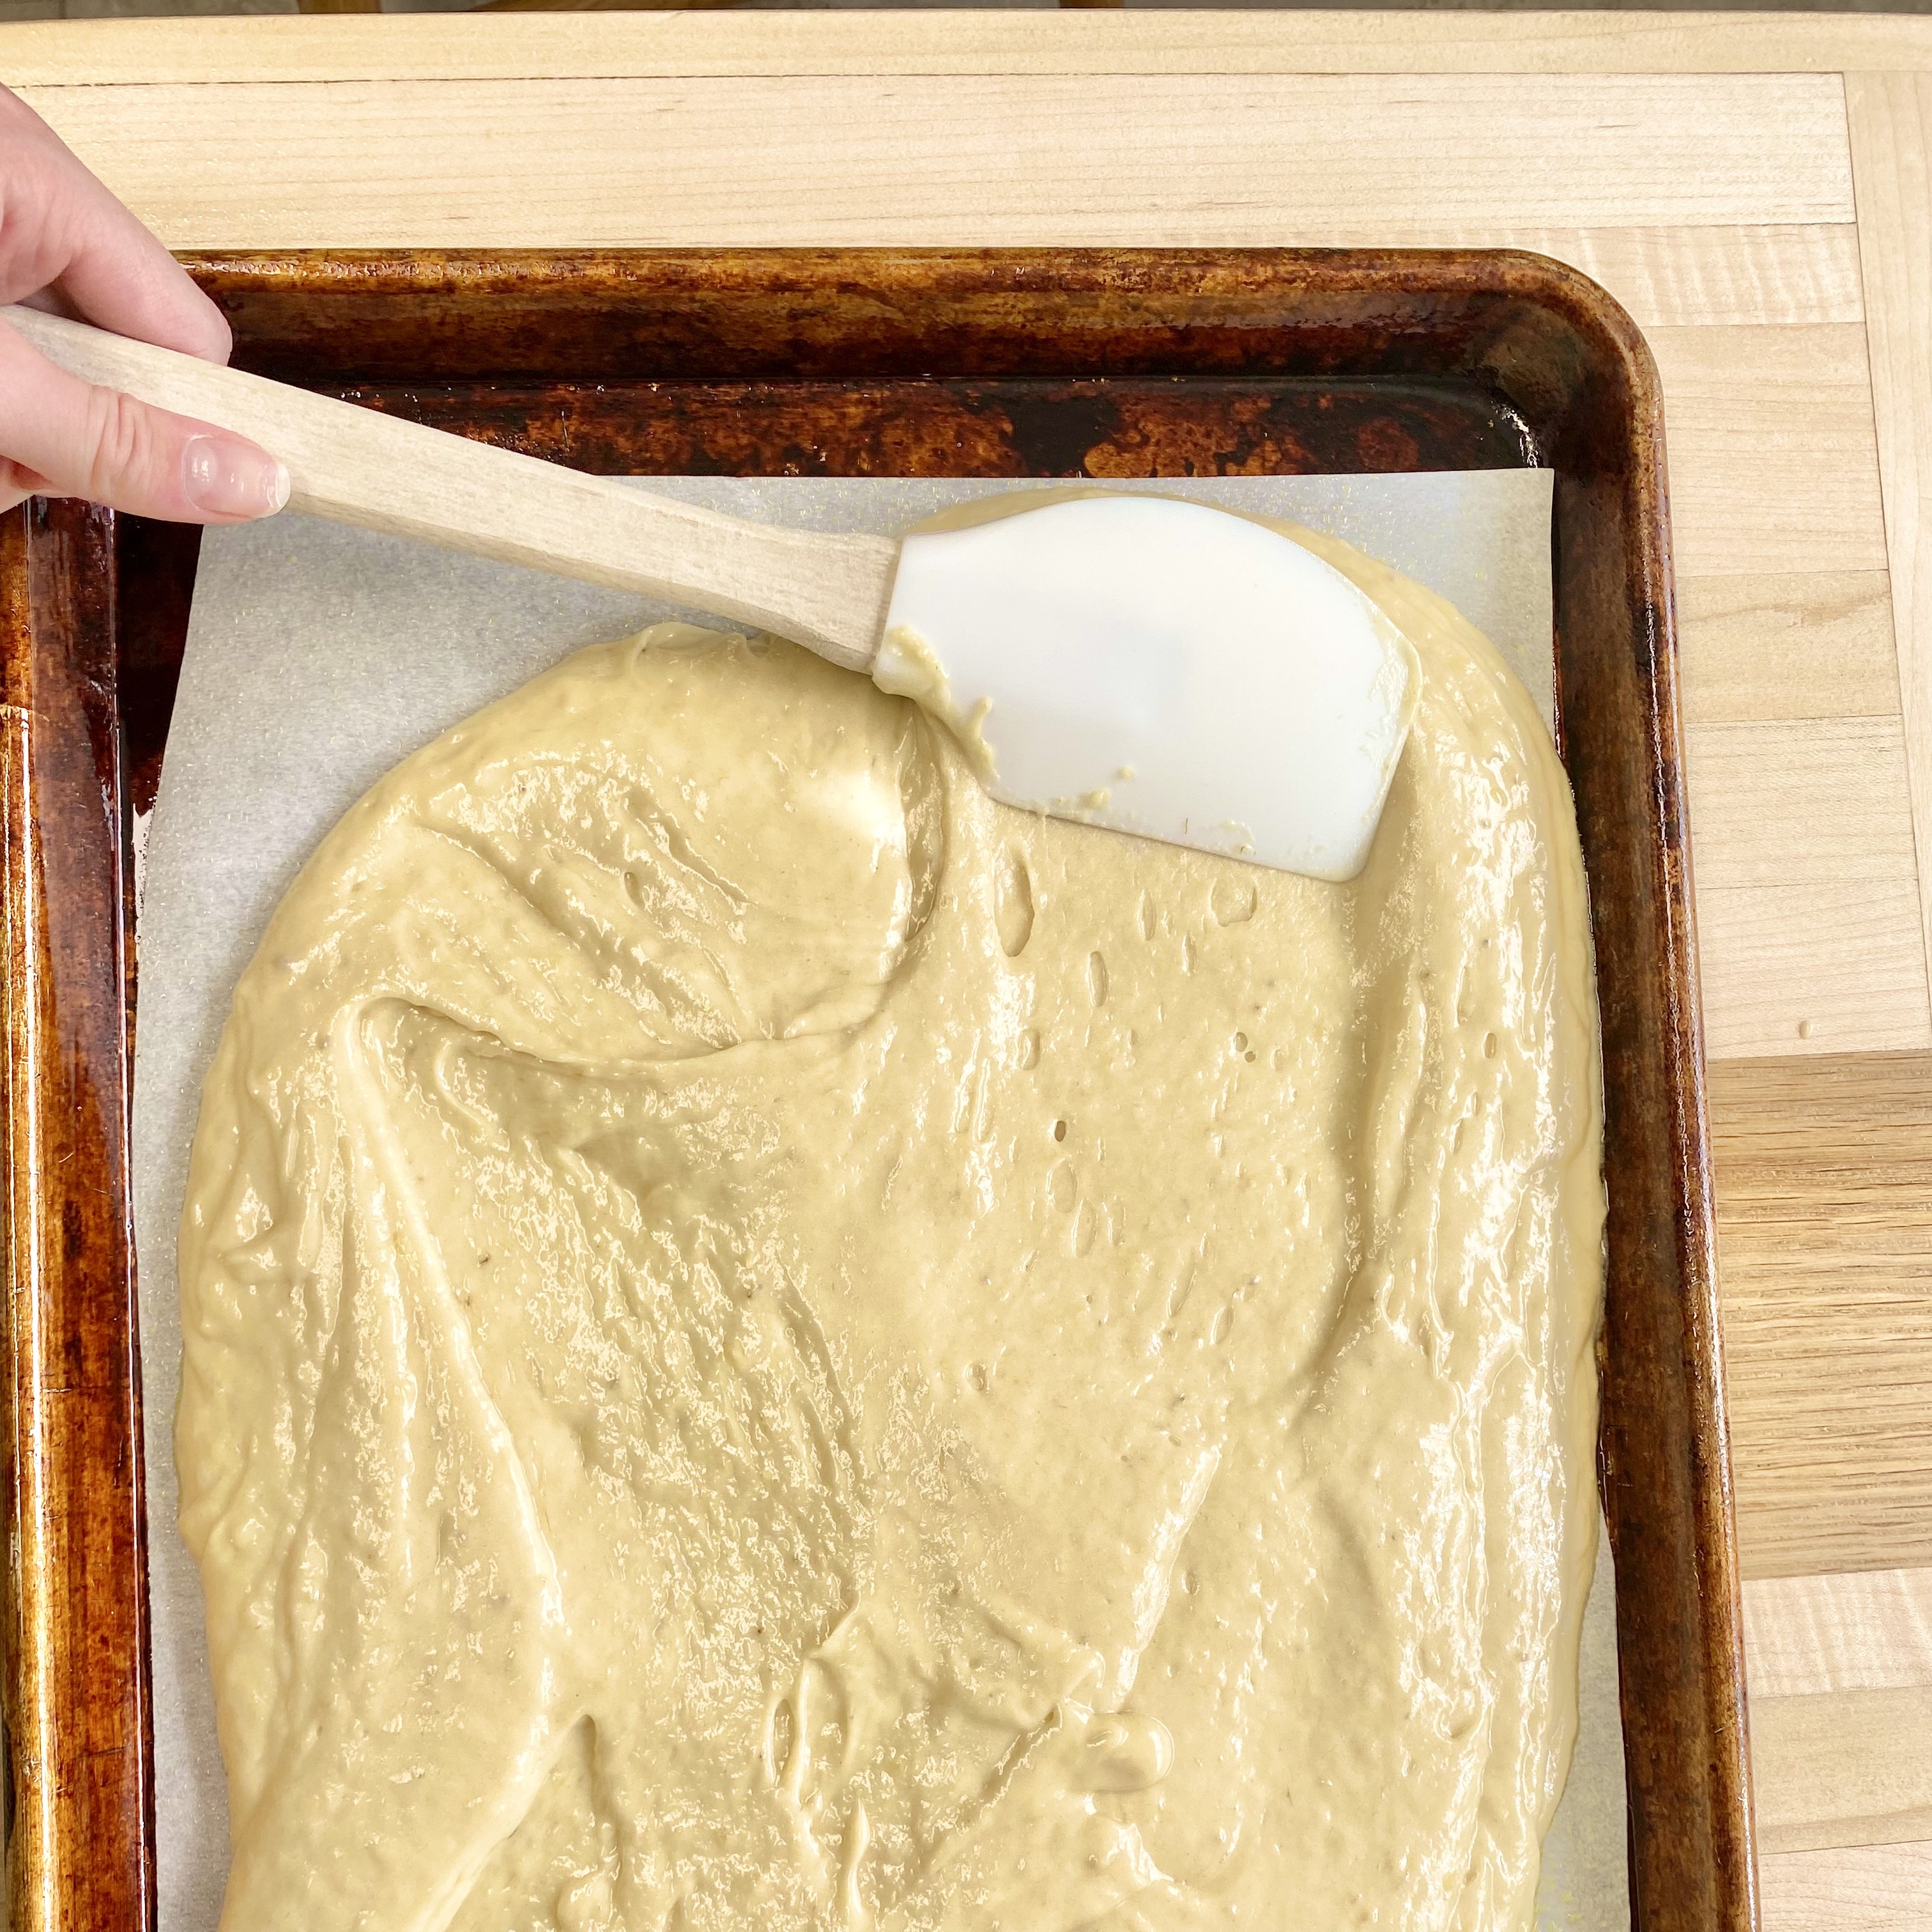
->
0, 84, 287, 523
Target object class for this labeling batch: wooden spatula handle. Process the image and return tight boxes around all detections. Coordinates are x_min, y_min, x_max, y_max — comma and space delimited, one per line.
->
7, 305, 896, 672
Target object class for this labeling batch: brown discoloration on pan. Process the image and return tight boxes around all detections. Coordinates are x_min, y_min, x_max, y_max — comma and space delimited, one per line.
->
1, 498, 155, 1932
0, 248, 1751, 1932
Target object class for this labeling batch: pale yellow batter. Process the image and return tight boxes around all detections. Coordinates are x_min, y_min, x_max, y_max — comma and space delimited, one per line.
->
176, 528, 1604, 1932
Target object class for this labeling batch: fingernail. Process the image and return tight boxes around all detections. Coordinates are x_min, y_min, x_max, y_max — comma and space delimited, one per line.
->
183, 436, 289, 519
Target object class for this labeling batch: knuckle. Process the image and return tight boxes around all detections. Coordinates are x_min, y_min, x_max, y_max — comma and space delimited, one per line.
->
80, 383, 153, 498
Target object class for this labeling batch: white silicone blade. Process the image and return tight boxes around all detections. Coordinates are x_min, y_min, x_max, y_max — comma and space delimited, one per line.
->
873, 495, 1422, 881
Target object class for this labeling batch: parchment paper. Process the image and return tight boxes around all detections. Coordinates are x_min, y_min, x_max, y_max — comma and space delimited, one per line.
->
132, 470, 1626, 1932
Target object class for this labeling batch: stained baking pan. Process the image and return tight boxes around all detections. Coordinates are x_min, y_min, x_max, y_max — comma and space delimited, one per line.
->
0, 247, 1753, 1932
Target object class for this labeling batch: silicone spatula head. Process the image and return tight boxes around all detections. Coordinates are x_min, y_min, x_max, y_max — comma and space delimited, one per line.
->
872, 495, 1422, 882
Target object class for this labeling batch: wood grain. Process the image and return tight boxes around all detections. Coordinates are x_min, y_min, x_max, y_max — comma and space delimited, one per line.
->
1683, 717, 1926, 1050
17, 73, 1855, 252
1761, 1841, 1932, 1932
1745, 1569, 1932, 1875
1685, 717, 1916, 891
1449, 224, 1864, 330
1691, 881, 1930, 1059
1677, 572, 1898, 726
1711, 1052, 1932, 1575
1645, 323, 1887, 579
6, 11, 1932, 86
1751, 1687, 1932, 1853
1847, 75, 1932, 1112
1747, 1566, 1932, 1697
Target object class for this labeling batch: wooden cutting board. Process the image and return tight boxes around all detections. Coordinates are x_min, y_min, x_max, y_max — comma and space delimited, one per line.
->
11, 12, 1932, 1927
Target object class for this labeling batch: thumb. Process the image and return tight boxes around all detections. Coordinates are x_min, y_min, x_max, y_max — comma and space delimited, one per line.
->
0, 315, 287, 523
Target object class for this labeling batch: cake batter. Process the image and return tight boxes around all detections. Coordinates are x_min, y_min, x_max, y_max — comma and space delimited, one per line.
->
175, 526, 1604, 1932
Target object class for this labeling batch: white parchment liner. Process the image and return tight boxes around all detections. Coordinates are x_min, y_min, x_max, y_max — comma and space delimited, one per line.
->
132, 471, 1625, 1931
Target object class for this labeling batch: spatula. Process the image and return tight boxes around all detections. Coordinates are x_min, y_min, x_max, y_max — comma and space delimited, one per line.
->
13, 305, 1419, 880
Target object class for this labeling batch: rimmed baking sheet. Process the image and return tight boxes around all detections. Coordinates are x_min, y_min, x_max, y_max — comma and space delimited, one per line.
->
132, 469, 1623, 1931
